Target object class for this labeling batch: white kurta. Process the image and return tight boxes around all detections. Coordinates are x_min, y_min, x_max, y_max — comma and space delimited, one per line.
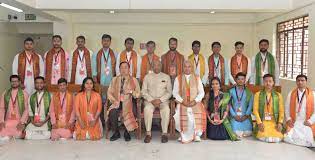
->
25, 92, 50, 140
12, 53, 44, 95
115, 51, 142, 79
173, 74, 204, 143
284, 89, 315, 147
68, 49, 93, 84
250, 52, 280, 85
192, 54, 209, 85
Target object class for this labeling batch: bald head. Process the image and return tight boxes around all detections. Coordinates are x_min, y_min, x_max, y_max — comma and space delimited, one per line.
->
152, 60, 162, 74
183, 60, 192, 75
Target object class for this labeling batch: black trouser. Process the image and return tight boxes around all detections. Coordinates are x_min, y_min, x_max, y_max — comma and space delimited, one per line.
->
108, 99, 137, 132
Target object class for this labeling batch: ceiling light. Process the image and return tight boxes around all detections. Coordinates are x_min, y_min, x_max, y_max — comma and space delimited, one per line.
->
0, 3, 23, 13
210, 11, 216, 14
109, 10, 115, 14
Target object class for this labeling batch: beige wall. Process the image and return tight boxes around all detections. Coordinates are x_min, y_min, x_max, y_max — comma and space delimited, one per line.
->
255, 3, 315, 96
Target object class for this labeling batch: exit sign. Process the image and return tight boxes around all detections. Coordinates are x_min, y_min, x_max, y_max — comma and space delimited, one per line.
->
25, 14, 36, 20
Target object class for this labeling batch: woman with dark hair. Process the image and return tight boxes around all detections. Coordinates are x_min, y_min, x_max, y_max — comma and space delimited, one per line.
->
206, 77, 238, 141
74, 77, 102, 140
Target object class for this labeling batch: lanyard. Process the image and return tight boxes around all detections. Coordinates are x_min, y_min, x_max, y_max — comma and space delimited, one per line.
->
297, 90, 306, 113
36, 92, 44, 114
265, 94, 272, 113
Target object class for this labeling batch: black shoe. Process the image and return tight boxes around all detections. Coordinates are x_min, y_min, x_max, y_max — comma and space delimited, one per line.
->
110, 131, 121, 141
124, 130, 131, 141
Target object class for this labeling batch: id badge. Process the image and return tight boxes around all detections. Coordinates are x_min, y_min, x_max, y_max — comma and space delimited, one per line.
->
26, 70, 32, 76
169, 66, 176, 76
34, 115, 41, 123
214, 112, 220, 121
87, 112, 94, 122
264, 113, 272, 121
79, 69, 85, 75
236, 111, 242, 116
104, 66, 110, 75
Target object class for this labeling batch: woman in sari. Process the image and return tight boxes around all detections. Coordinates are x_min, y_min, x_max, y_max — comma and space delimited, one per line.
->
74, 77, 103, 140
206, 77, 238, 141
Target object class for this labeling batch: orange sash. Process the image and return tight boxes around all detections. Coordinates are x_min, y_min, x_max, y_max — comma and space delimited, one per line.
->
161, 50, 184, 77
70, 47, 92, 83
208, 54, 225, 85
17, 51, 40, 84
96, 48, 116, 83
52, 91, 73, 129
289, 87, 315, 136
230, 54, 248, 80
120, 50, 138, 78
45, 48, 66, 84
140, 53, 159, 82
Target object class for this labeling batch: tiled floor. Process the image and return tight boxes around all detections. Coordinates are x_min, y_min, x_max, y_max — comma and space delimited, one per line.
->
0, 136, 314, 160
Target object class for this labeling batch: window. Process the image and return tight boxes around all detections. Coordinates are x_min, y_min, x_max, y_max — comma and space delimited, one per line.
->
276, 15, 309, 79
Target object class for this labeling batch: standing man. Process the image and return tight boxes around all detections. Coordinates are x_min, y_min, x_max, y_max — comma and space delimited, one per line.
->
25, 76, 51, 140
188, 40, 208, 85
253, 74, 284, 143
161, 37, 184, 86
12, 37, 44, 94
116, 37, 141, 79
44, 35, 70, 85
250, 39, 279, 86
208, 42, 229, 85
0, 75, 29, 141
69, 35, 93, 84
227, 41, 251, 85
140, 41, 160, 83
141, 60, 172, 143
284, 75, 315, 147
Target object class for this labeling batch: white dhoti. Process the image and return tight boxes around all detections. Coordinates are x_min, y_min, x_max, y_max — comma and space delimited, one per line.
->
174, 105, 202, 143
284, 120, 315, 147
25, 123, 50, 140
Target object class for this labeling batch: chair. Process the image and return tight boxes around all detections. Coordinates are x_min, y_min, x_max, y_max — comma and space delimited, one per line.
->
104, 98, 142, 139
170, 85, 282, 140
136, 98, 175, 139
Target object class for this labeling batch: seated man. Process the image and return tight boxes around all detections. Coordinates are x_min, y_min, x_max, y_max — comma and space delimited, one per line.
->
229, 72, 253, 138
25, 76, 51, 140
107, 62, 141, 141
141, 60, 172, 143
173, 60, 206, 143
0, 75, 29, 141
284, 74, 315, 147
253, 74, 284, 143
50, 78, 75, 140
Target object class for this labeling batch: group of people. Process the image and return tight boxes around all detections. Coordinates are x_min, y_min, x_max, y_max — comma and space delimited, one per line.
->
0, 34, 314, 148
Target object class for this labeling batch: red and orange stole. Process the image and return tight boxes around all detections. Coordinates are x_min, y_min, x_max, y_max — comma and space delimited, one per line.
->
52, 91, 73, 129
18, 51, 40, 84
74, 91, 102, 140
70, 48, 92, 83
96, 48, 116, 83
208, 54, 225, 84
161, 51, 184, 77
45, 48, 66, 84
107, 76, 138, 131
289, 87, 315, 137
230, 54, 248, 80
177, 74, 206, 132
119, 50, 138, 78
140, 53, 160, 82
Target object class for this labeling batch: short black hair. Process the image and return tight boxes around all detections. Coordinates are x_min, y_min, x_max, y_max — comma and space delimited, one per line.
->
234, 41, 244, 47
169, 37, 178, 44
102, 34, 112, 41
192, 40, 201, 47
296, 74, 307, 81
235, 72, 246, 79
211, 41, 221, 48
52, 35, 62, 41
10, 75, 20, 81
125, 37, 134, 44
146, 41, 155, 47
76, 35, 85, 41
259, 39, 269, 45
57, 78, 68, 84
34, 76, 45, 82
263, 74, 274, 81
24, 37, 34, 44
119, 61, 130, 68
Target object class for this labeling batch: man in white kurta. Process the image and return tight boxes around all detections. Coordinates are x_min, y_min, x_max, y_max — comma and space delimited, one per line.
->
68, 36, 93, 84
250, 39, 279, 86
284, 75, 315, 147
25, 77, 51, 140
173, 60, 205, 143
12, 37, 44, 95
115, 38, 141, 79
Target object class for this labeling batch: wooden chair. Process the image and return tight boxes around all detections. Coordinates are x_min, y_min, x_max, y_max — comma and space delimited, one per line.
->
136, 98, 175, 139
104, 98, 142, 139
170, 85, 282, 139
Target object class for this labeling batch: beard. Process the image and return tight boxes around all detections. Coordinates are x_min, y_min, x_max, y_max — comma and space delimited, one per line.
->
260, 48, 267, 53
